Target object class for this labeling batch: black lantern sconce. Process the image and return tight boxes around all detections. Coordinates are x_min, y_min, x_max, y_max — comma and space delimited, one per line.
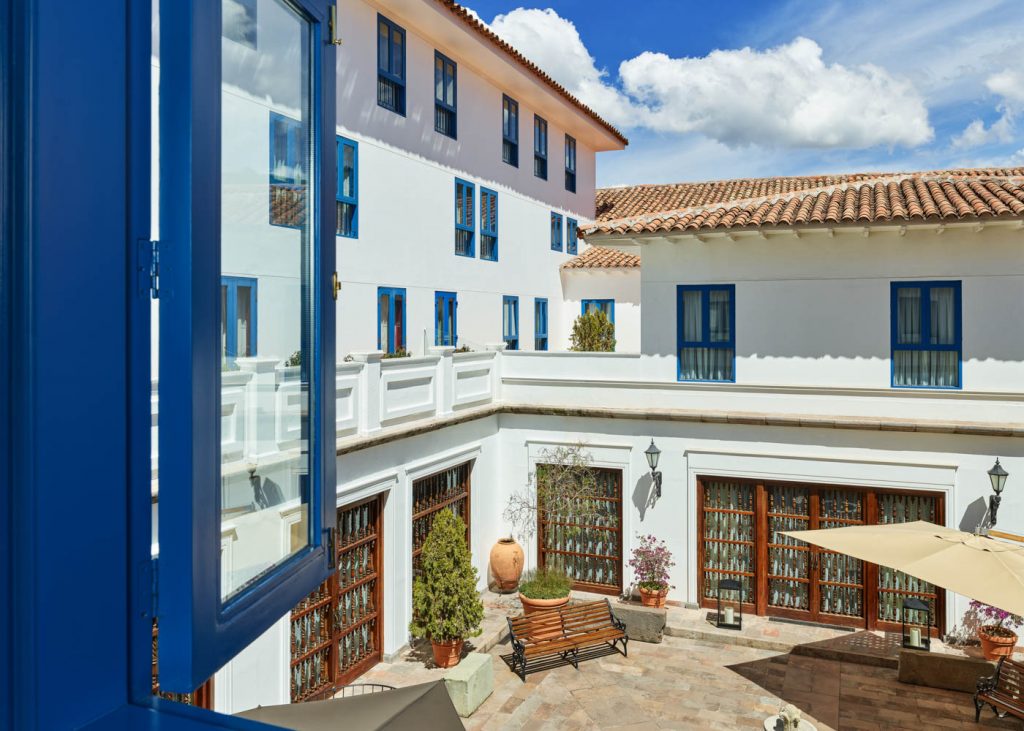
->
645, 440, 663, 499
988, 458, 1009, 528
716, 578, 743, 630
901, 597, 932, 651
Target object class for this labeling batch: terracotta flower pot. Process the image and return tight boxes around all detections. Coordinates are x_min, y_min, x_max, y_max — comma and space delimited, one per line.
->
489, 537, 525, 593
979, 625, 1018, 660
638, 585, 668, 608
518, 593, 570, 616
430, 638, 464, 668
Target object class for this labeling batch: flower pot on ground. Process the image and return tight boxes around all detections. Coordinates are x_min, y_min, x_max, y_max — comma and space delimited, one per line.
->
409, 510, 483, 669
518, 566, 572, 615
629, 535, 675, 609
969, 600, 1023, 661
489, 536, 524, 593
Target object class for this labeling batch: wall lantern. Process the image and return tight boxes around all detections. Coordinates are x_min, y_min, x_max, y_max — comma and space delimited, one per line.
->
988, 459, 1009, 528
716, 578, 743, 630
902, 597, 932, 651
645, 439, 663, 498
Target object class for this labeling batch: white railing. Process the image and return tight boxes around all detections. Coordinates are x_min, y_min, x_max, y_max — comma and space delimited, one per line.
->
150, 349, 501, 486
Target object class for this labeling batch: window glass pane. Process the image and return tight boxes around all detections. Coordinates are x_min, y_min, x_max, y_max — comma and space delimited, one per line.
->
434, 56, 443, 100
377, 21, 388, 71
391, 29, 403, 76
341, 145, 354, 197
930, 287, 956, 345
896, 288, 921, 345
681, 347, 734, 381
894, 350, 959, 388
394, 294, 404, 350
709, 290, 731, 342
379, 293, 390, 349
682, 290, 702, 341
435, 297, 443, 345
220, 0, 313, 600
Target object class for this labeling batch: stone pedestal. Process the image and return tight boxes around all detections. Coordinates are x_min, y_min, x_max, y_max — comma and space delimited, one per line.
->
898, 648, 996, 693
612, 603, 666, 643
444, 652, 493, 717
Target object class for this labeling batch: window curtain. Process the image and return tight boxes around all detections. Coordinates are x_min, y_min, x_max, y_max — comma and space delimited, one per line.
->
680, 289, 733, 380
708, 289, 731, 342
894, 286, 957, 387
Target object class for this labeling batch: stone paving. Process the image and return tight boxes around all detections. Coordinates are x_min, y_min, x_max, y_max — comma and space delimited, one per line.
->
361, 633, 1024, 730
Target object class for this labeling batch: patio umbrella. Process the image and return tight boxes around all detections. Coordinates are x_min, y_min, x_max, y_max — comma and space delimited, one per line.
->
781, 521, 1024, 615
234, 681, 464, 731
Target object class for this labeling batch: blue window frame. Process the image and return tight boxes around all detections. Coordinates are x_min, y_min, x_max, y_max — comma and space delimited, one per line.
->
158, 0, 336, 692
503, 295, 520, 351
455, 178, 475, 257
269, 112, 306, 228
435, 291, 458, 347
677, 285, 736, 382
890, 281, 962, 389
378, 287, 407, 354
534, 298, 549, 351
565, 134, 577, 193
582, 298, 614, 325
434, 51, 457, 139
221, 277, 258, 362
502, 95, 519, 167
336, 136, 358, 238
534, 115, 548, 179
551, 212, 563, 252
377, 14, 406, 115
566, 217, 578, 255
480, 187, 498, 261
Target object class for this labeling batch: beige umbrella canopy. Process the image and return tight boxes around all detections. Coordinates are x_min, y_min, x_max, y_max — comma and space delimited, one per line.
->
782, 521, 1024, 616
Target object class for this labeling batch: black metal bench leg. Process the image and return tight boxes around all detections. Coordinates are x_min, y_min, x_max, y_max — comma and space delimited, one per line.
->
974, 697, 982, 723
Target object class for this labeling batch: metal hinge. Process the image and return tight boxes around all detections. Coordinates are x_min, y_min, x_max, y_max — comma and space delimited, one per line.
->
332, 271, 341, 301
329, 5, 343, 45
139, 239, 160, 299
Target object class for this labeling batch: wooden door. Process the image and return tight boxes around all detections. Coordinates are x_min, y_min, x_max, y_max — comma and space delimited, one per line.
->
765, 484, 814, 621
814, 488, 866, 626
538, 466, 623, 594
411, 462, 471, 594
698, 479, 756, 607
289, 495, 384, 702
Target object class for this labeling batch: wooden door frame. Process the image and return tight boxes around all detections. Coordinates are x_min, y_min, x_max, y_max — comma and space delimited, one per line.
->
697, 475, 946, 636
537, 466, 623, 596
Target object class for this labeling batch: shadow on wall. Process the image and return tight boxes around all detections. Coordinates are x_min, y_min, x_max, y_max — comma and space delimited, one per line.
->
632, 472, 656, 522
958, 496, 989, 534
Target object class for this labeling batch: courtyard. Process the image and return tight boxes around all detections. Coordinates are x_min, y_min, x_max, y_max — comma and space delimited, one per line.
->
361, 632, 1023, 730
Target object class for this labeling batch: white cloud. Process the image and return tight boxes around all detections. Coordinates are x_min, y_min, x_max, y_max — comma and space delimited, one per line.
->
618, 38, 933, 148
483, 9, 932, 150
951, 68, 1023, 149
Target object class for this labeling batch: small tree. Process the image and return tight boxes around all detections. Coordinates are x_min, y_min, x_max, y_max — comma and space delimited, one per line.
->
570, 309, 615, 352
410, 509, 483, 643
504, 443, 604, 547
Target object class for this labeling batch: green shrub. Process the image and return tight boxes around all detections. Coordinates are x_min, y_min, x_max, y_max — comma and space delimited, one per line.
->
569, 309, 615, 352
409, 510, 483, 642
383, 348, 411, 359
285, 350, 301, 367
518, 565, 572, 600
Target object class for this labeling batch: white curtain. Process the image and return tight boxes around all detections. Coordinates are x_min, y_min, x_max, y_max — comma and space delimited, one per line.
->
894, 286, 957, 387
708, 289, 731, 342
682, 290, 701, 341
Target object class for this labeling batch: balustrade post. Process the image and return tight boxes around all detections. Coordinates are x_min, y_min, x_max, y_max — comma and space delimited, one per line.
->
430, 346, 455, 417
485, 343, 506, 402
349, 351, 383, 435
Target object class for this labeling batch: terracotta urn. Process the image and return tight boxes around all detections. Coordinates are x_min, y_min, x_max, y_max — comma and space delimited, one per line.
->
979, 625, 1018, 660
430, 638, 464, 668
638, 585, 668, 609
518, 593, 570, 615
489, 537, 525, 593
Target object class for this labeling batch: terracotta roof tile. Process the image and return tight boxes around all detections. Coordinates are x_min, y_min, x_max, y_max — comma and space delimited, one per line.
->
585, 168, 1024, 237
561, 245, 640, 269
434, 1, 627, 147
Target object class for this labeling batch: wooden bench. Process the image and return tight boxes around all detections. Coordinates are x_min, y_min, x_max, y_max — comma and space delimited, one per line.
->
975, 656, 1024, 722
506, 599, 627, 681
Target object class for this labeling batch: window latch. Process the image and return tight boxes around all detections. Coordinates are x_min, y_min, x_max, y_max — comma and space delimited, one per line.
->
332, 271, 341, 301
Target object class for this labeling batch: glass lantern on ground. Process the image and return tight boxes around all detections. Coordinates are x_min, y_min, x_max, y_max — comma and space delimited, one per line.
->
716, 578, 743, 630
902, 597, 932, 651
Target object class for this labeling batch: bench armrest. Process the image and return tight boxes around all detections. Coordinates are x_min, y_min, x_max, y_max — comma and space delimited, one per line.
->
977, 676, 997, 694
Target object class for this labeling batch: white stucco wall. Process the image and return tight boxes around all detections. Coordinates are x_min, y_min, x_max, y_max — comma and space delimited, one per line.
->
560, 266, 641, 352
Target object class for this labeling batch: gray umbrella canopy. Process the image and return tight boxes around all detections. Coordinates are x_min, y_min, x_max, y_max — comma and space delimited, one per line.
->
782, 521, 1024, 615
235, 681, 464, 731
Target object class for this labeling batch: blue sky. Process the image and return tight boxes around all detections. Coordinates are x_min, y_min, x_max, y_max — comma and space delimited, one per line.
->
464, 0, 1024, 187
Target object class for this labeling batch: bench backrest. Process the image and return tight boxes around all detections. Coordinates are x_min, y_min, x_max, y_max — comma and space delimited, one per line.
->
508, 600, 613, 642
995, 657, 1024, 699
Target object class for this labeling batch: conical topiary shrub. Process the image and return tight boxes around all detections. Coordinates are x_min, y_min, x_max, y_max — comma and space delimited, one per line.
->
409, 509, 483, 668
569, 309, 616, 352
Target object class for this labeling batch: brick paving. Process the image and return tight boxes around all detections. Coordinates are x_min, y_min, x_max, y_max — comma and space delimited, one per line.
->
360, 634, 1024, 730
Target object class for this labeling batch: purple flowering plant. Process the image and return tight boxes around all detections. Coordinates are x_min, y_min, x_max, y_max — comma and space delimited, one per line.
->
970, 600, 1024, 637
629, 534, 675, 592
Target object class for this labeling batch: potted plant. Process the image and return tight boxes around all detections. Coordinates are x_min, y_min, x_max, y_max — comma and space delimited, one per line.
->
970, 600, 1023, 660
409, 509, 483, 668
518, 565, 572, 615
629, 534, 675, 608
